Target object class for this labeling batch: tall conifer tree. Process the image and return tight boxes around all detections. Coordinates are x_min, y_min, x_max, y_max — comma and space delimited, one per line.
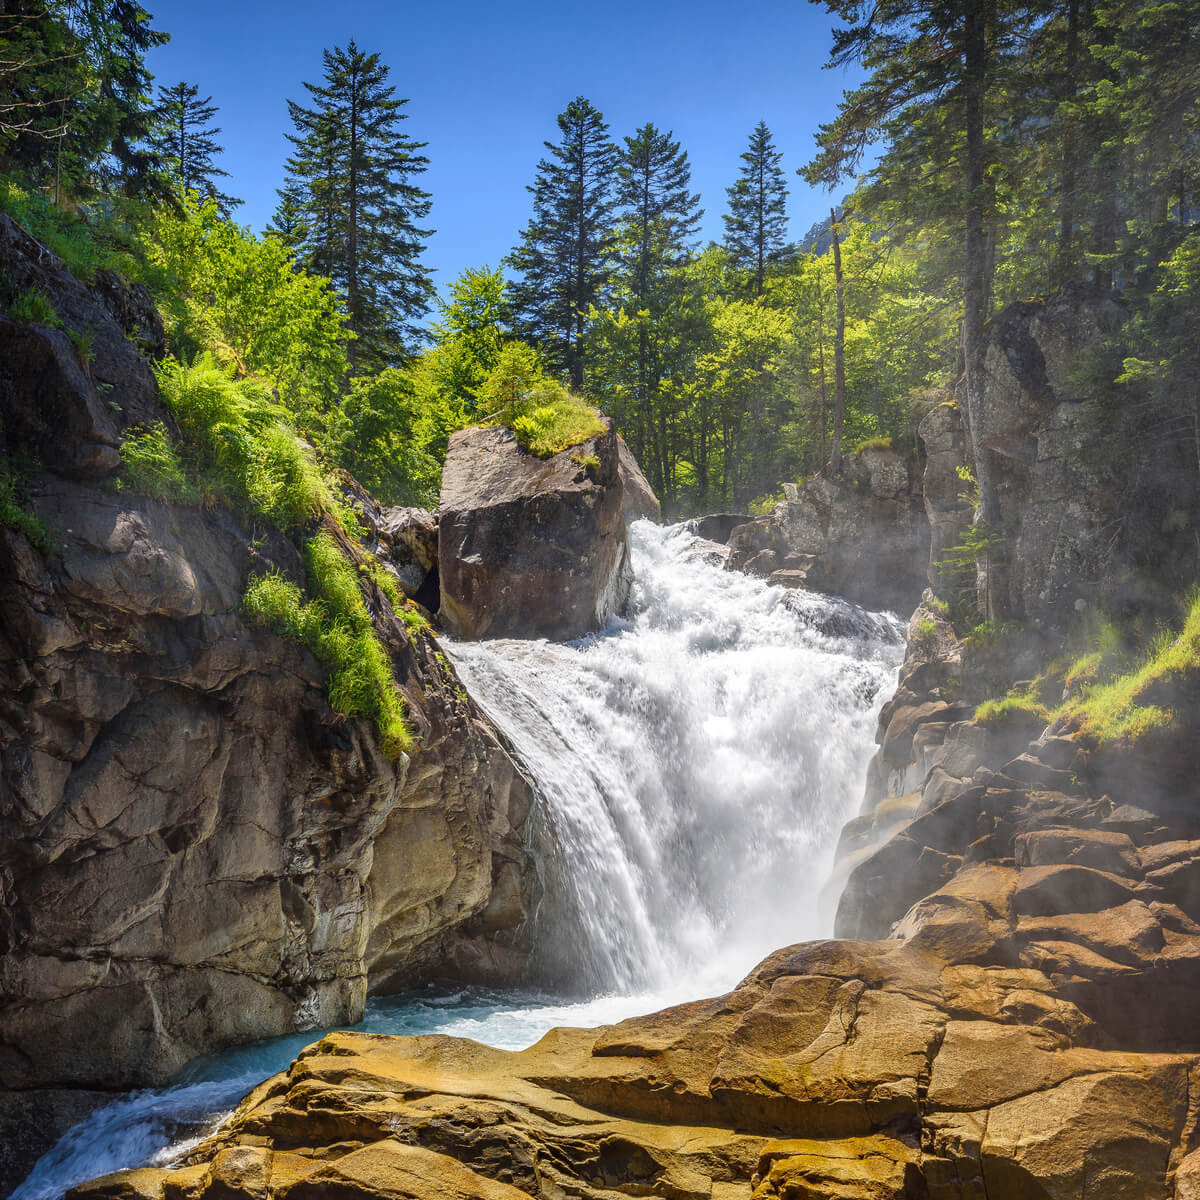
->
507, 96, 619, 389
278, 41, 433, 368
149, 82, 239, 212
723, 121, 790, 295
611, 122, 702, 497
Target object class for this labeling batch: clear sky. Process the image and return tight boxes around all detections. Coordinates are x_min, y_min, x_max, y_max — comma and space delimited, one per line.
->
145, 0, 865, 299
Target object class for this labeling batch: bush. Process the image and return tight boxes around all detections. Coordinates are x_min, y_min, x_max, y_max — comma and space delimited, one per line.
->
155, 352, 330, 530
244, 531, 412, 757
119, 423, 197, 504
477, 343, 606, 457
7, 287, 60, 327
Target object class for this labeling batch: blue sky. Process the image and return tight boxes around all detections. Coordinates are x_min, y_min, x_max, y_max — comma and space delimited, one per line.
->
146, 0, 866, 298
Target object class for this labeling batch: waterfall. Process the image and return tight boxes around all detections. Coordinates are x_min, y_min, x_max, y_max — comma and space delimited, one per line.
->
447, 520, 904, 998
12, 519, 904, 1200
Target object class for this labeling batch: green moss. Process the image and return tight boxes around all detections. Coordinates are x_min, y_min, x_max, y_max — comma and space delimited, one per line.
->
119, 423, 198, 504
7, 287, 60, 327
0, 460, 53, 557
570, 452, 601, 471
974, 693, 1052, 729
244, 531, 412, 757
1064, 595, 1200, 746
854, 435, 894, 453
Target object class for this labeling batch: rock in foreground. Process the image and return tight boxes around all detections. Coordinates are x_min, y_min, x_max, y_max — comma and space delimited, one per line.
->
438, 420, 633, 641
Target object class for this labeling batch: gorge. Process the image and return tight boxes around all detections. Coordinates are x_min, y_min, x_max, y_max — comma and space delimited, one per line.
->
10, 518, 905, 1198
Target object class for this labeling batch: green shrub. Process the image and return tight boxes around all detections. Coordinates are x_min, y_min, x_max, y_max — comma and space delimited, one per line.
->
7, 287, 60, 327
119, 423, 197, 504
156, 352, 330, 530
244, 532, 412, 757
477, 343, 606, 457
854, 435, 894, 453
0, 461, 53, 556
0, 179, 145, 283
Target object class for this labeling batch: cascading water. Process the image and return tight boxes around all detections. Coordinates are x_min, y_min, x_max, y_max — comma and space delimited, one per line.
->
448, 520, 905, 997
14, 520, 903, 1200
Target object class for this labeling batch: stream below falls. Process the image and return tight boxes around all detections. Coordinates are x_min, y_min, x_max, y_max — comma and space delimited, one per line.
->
14, 520, 905, 1199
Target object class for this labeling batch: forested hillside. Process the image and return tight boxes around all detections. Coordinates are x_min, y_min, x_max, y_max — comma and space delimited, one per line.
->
1, 0, 1197, 526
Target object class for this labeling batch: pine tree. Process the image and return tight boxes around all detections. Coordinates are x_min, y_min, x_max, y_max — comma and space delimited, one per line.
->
149, 82, 239, 212
279, 41, 434, 369
507, 96, 619, 390
1, 0, 167, 198
609, 123, 702, 500
723, 121, 790, 296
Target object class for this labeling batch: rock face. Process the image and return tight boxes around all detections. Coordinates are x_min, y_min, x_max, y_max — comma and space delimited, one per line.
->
438, 420, 633, 641
78, 614, 1200, 1200
616, 434, 662, 525
0, 220, 539, 1190
725, 446, 930, 612
963, 292, 1200, 628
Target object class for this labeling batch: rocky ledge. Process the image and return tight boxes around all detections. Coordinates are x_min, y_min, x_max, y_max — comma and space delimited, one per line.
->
72, 614, 1200, 1200
723, 445, 929, 614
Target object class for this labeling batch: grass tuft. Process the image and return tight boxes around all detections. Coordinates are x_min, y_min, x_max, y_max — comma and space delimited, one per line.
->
119, 423, 198, 504
244, 531, 412, 757
7, 287, 61, 327
0, 460, 53, 557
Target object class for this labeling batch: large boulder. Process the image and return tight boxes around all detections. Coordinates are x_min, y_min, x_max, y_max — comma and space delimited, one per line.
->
616, 434, 662, 524
438, 420, 633, 641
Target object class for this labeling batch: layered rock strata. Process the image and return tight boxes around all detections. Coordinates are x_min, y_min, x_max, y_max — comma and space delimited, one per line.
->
438, 420, 633, 641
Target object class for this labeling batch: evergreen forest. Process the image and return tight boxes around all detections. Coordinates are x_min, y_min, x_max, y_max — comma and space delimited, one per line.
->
1, 0, 1198, 521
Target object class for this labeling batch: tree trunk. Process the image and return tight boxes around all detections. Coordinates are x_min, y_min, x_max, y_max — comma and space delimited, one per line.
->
829, 209, 847, 475
962, 0, 1003, 619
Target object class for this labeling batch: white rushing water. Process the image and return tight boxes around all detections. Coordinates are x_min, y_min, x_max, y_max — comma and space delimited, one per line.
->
14, 520, 903, 1199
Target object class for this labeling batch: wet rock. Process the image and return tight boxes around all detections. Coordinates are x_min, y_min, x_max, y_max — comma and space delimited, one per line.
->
438, 421, 632, 641
689, 512, 753, 544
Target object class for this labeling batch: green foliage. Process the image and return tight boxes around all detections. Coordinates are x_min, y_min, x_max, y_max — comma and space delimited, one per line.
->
277, 40, 433, 366
144, 193, 349, 421
155, 352, 330, 530
332, 367, 449, 507
0, 460, 53, 557
119, 423, 197, 504
66, 327, 95, 362
244, 532, 411, 757
478, 344, 605, 456
912, 617, 938, 649
1064, 593, 1200, 746
855, 436, 894, 453
6, 287, 60, 327
974, 692, 1052, 730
